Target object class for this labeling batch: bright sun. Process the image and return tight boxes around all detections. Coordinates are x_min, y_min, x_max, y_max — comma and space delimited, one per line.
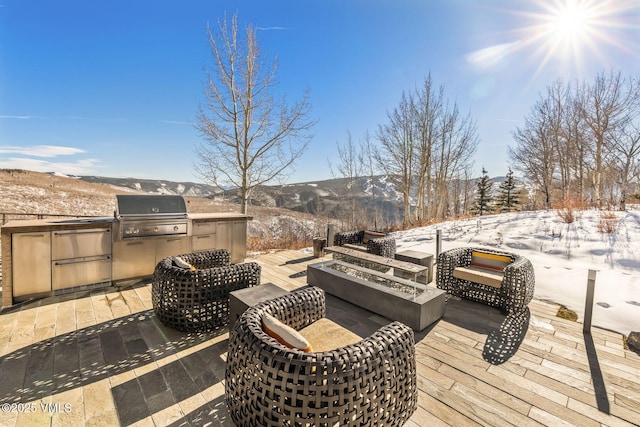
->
470, 0, 638, 81
521, 0, 616, 74
548, 1, 593, 42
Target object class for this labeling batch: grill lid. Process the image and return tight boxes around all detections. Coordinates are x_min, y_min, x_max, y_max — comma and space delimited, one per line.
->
116, 195, 188, 220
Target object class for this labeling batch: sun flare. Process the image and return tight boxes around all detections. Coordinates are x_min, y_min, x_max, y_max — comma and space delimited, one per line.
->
550, 2, 592, 40
504, 0, 638, 76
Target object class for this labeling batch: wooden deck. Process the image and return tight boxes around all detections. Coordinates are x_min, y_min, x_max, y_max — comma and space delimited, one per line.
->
253, 250, 640, 426
0, 249, 638, 426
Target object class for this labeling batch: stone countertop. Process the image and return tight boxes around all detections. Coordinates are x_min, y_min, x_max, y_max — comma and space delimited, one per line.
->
1, 217, 114, 233
1, 213, 252, 234
189, 213, 253, 221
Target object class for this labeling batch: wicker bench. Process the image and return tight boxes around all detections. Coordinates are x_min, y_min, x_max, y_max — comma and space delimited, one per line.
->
152, 249, 261, 332
225, 286, 417, 426
436, 247, 535, 313
333, 229, 396, 258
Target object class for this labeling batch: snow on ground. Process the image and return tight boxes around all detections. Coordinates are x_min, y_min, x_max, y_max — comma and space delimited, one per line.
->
390, 207, 640, 336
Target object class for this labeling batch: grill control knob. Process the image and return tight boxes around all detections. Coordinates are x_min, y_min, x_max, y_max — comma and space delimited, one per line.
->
124, 227, 140, 235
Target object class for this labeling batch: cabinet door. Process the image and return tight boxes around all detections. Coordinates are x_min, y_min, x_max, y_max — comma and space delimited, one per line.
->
231, 220, 247, 263
112, 240, 156, 280
216, 221, 232, 252
13, 232, 52, 297
155, 236, 191, 262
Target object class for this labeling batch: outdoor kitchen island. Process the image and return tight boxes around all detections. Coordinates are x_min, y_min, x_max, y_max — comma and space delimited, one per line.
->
1, 197, 251, 308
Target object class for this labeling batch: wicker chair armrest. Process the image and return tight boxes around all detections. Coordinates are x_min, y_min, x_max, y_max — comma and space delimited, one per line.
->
181, 249, 231, 269
156, 257, 259, 282
502, 256, 535, 291
254, 286, 326, 330
203, 261, 261, 285
504, 255, 528, 273
438, 246, 471, 269
367, 235, 396, 258
369, 235, 393, 243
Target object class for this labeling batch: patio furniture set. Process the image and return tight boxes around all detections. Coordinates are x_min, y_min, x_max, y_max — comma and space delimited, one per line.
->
150, 228, 535, 426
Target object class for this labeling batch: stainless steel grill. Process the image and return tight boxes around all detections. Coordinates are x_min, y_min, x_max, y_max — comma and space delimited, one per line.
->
114, 195, 189, 240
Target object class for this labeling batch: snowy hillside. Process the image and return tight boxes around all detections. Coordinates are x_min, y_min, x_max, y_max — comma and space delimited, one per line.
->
79, 175, 219, 197
391, 207, 640, 335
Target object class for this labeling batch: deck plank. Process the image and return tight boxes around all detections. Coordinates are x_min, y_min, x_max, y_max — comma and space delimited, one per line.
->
0, 249, 639, 427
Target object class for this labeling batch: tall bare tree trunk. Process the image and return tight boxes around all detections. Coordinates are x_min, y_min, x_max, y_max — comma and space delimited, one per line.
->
195, 13, 314, 214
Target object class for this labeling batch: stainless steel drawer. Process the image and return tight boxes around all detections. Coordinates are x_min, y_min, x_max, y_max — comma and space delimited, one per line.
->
192, 234, 216, 251
52, 255, 112, 290
52, 228, 111, 260
192, 221, 217, 235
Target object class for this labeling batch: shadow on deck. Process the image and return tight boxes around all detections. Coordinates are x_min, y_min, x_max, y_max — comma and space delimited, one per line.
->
0, 249, 637, 426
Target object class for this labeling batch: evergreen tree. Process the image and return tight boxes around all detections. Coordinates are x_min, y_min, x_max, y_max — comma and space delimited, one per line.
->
496, 168, 521, 212
474, 167, 493, 216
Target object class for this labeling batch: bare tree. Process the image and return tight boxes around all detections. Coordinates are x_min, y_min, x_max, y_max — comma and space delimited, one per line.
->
546, 80, 572, 201
610, 122, 640, 210
330, 131, 364, 230
358, 131, 381, 229
431, 101, 478, 219
329, 130, 382, 229
510, 71, 640, 209
376, 92, 415, 227
578, 70, 638, 206
195, 13, 314, 214
412, 74, 443, 223
377, 75, 478, 226
510, 97, 557, 208
564, 83, 590, 201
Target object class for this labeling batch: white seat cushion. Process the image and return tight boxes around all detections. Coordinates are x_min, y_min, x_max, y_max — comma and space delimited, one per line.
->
453, 265, 504, 288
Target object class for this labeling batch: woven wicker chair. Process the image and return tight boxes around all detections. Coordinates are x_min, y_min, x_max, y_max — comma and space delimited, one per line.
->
333, 230, 396, 258
152, 249, 261, 332
436, 247, 535, 313
225, 286, 417, 426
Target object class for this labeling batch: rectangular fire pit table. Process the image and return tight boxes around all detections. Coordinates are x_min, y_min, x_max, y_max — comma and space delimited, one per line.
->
307, 260, 446, 331
323, 245, 429, 279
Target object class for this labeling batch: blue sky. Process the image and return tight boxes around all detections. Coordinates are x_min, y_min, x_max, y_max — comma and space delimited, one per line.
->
1, 0, 639, 184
